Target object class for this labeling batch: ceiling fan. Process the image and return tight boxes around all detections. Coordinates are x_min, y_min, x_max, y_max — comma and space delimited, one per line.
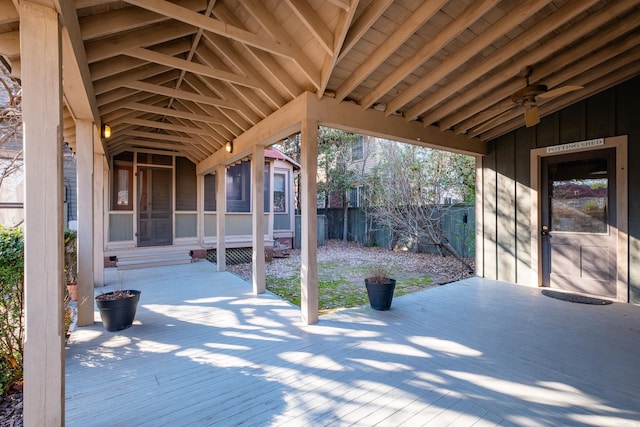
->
508, 66, 583, 127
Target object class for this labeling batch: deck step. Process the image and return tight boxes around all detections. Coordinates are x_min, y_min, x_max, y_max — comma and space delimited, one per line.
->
116, 251, 193, 270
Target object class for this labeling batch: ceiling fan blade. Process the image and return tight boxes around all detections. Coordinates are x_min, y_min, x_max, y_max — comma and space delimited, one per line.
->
537, 85, 583, 100
525, 105, 540, 127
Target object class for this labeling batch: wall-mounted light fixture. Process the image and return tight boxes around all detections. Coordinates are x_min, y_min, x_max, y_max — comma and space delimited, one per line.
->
225, 140, 233, 153
101, 123, 112, 139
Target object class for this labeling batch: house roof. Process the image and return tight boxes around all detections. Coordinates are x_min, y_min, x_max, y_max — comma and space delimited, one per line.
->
265, 147, 300, 169
1, 1, 638, 162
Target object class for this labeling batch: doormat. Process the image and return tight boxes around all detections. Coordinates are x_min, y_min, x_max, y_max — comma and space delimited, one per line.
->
542, 289, 612, 305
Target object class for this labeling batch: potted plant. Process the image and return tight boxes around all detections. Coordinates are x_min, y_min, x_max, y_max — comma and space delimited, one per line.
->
95, 272, 141, 332
364, 265, 396, 310
64, 229, 78, 301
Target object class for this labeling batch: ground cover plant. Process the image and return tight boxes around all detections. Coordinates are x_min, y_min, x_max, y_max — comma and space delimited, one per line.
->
227, 240, 474, 314
0, 226, 23, 395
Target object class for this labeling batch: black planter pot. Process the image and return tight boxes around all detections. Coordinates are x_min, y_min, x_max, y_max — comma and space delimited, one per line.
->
96, 290, 141, 332
365, 278, 396, 310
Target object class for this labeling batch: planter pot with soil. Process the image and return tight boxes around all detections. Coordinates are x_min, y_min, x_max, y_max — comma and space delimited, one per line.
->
365, 278, 396, 310
96, 290, 141, 332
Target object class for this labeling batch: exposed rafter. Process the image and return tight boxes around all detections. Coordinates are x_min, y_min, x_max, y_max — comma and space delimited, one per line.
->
12, 0, 636, 159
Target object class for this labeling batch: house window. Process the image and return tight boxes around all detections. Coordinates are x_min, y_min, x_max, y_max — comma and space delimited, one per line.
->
352, 136, 364, 161
175, 157, 196, 211
349, 185, 362, 207
226, 161, 250, 212
274, 172, 287, 212
204, 173, 216, 212
112, 166, 132, 210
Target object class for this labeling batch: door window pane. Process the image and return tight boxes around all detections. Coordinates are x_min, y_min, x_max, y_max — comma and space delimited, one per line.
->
549, 157, 608, 233
112, 166, 132, 211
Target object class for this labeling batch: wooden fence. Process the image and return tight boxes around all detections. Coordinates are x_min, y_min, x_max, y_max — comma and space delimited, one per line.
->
316, 204, 475, 257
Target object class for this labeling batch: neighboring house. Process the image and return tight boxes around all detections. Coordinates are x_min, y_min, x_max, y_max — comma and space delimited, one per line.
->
322, 136, 470, 209
106, 147, 299, 261
0, 147, 23, 227
0, 143, 78, 229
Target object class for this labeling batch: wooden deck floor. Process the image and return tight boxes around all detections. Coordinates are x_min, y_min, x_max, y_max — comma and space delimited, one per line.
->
65, 262, 640, 426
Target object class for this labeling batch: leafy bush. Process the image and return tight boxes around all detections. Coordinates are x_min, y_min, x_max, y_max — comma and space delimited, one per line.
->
0, 226, 24, 394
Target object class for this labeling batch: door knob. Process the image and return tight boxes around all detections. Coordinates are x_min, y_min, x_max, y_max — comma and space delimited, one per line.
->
541, 225, 550, 236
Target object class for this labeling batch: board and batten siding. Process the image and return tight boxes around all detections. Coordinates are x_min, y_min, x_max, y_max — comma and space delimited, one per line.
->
481, 75, 640, 303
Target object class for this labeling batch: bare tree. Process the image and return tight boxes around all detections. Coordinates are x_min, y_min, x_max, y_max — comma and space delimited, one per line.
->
0, 63, 23, 226
366, 142, 474, 272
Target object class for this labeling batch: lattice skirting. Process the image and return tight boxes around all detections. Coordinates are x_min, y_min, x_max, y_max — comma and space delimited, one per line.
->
206, 247, 253, 265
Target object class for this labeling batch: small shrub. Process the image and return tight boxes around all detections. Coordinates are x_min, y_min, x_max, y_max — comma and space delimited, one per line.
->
0, 226, 24, 394
365, 264, 392, 284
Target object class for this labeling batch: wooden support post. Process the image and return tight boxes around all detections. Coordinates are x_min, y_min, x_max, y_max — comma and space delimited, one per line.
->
300, 119, 319, 325
93, 152, 105, 287
197, 174, 204, 245
21, 2, 65, 425
76, 120, 94, 326
252, 145, 265, 294
475, 156, 483, 278
216, 164, 226, 271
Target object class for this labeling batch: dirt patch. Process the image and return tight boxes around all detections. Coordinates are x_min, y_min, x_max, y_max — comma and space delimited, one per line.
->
226, 240, 474, 313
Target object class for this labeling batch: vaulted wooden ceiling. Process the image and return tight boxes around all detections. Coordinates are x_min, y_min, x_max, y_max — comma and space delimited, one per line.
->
1, 0, 639, 162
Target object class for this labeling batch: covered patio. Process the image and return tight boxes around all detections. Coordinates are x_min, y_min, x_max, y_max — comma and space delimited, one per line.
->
5, 1, 640, 424
66, 262, 640, 426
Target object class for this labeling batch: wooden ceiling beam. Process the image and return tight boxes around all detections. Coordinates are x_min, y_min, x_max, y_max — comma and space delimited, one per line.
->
335, 0, 448, 102
93, 65, 174, 95
201, 32, 286, 108
174, 98, 241, 137
79, 0, 206, 40
359, 0, 498, 110
123, 117, 215, 137
318, 0, 359, 98
0, 0, 18, 25
435, 0, 640, 131
126, 130, 198, 145
209, 2, 302, 98
126, 102, 227, 125
90, 39, 192, 81
408, 0, 601, 125
337, 0, 392, 63
285, 0, 333, 55
97, 70, 176, 106
243, 47, 302, 99
123, 80, 240, 111
125, 47, 263, 89
183, 74, 254, 129
168, 116, 224, 152
478, 53, 640, 141
85, 20, 196, 64
384, 0, 552, 118
238, 0, 321, 91
123, 0, 293, 59
0, 30, 19, 60
453, 9, 640, 134
169, 100, 234, 142
194, 46, 271, 119
326, 0, 350, 11
58, 0, 101, 123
